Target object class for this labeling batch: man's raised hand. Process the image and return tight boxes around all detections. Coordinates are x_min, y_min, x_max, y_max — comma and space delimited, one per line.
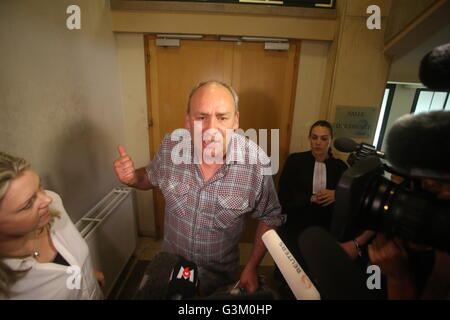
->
113, 145, 137, 186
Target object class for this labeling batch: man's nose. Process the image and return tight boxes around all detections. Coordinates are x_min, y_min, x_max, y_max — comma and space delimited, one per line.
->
204, 116, 217, 130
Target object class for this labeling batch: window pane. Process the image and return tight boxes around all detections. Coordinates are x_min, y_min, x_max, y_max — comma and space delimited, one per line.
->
430, 92, 447, 111
445, 94, 450, 111
373, 88, 389, 147
414, 91, 433, 114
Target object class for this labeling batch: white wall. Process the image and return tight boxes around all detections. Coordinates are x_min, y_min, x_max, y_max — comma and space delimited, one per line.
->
289, 40, 331, 154
0, 0, 126, 223
115, 33, 155, 235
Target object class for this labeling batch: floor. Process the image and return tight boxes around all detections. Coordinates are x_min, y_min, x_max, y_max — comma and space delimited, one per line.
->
133, 237, 276, 266
108, 237, 294, 300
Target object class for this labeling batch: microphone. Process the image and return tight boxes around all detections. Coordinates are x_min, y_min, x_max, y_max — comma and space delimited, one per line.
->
167, 259, 199, 300
298, 227, 380, 300
262, 229, 320, 300
134, 252, 182, 300
386, 110, 450, 181
419, 43, 450, 91
334, 137, 384, 166
333, 137, 359, 153
133, 252, 198, 300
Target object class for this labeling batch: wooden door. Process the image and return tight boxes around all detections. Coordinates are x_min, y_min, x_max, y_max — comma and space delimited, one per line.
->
231, 41, 299, 242
145, 38, 233, 238
145, 37, 300, 242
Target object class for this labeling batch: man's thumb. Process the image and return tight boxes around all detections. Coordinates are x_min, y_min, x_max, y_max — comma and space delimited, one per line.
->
117, 145, 127, 157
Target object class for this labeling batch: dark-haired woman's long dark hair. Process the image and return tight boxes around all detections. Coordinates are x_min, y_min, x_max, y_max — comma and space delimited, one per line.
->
309, 120, 334, 157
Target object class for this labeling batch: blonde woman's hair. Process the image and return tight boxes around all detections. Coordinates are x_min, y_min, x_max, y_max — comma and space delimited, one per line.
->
0, 152, 58, 298
0, 152, 31, 200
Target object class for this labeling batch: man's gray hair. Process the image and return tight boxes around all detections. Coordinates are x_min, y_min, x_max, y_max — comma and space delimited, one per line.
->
187, 80, 239, 114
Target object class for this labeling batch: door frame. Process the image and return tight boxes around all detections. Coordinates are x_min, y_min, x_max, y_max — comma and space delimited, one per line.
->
144, 35, 301, 239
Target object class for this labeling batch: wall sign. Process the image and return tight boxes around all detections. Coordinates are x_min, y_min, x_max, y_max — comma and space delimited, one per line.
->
334, 106, 378, 139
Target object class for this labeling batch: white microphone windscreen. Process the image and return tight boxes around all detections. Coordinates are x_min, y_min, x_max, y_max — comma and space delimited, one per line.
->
262, 229, 320, 300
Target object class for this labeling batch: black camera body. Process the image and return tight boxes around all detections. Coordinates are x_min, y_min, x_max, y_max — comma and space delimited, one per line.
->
332, 43, 450, 253
331, 155, 450, 253
346, 143, 380, 166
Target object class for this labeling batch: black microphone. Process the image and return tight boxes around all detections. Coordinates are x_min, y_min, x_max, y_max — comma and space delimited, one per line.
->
166, 259, 199, 300
333, 137, 359, 153
334, 137, 385, 157
133, 252, 198, 300
419, 43, 450, 91
386, 110, 450, 181
334, 137, 384, 166
298, 227, 381, 300
134, 252, 181, 300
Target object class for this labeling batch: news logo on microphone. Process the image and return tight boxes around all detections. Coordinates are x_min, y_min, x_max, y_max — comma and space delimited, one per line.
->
167, 259, 199, 300
170, 265, 196, 283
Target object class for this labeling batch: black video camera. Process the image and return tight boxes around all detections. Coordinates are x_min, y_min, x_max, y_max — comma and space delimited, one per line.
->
331, 43, 450, 253
331, 153, 450, 253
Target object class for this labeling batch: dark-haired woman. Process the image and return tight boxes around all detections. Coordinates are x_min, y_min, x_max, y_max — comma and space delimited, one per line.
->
278, 121, 347, 237
277, 121, 375, 275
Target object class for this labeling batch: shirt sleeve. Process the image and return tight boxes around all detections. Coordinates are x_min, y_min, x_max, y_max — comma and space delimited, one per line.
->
251, 173, 286, 227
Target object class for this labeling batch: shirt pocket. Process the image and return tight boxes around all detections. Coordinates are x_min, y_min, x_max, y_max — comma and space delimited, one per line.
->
214, 193, 252, 230
162, 178, 190, 219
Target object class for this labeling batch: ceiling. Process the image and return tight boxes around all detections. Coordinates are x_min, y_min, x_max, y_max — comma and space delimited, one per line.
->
389, 19, 450, 84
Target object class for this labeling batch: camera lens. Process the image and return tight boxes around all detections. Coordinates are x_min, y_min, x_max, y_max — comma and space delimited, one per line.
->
360, 176, 450, 252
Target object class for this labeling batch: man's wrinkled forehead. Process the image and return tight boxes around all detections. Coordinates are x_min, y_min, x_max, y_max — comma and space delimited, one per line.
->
188, 82, 238, 115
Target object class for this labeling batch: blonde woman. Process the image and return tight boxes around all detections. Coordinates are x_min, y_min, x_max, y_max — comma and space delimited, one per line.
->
0, 152, 104, 299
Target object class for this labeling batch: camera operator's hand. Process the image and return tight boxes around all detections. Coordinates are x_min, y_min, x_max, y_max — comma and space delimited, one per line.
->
368, 234, 411, 277
340, 241, 360, 260
368, 233, 417, 299
312, 189, 335, 206
340, 231, 376, 260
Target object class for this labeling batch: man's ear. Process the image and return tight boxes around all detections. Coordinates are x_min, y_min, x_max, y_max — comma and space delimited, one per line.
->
184, 113, 191, 129
233, 111, 239, 130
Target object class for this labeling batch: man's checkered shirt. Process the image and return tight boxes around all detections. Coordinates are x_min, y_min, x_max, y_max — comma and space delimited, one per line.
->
146, 132, 285, 273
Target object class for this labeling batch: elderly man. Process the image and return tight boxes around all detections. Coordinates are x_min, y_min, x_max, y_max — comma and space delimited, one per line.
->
113, 80, 285, 295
